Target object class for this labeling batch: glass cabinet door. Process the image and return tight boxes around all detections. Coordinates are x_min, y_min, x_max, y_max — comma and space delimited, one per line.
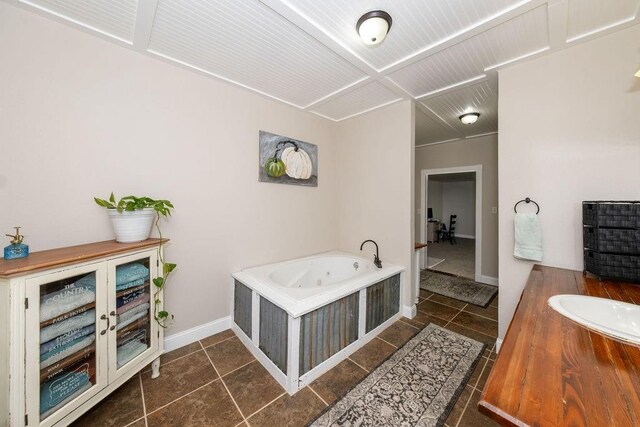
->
107, 251, 159, 382
25, 263, 108, 427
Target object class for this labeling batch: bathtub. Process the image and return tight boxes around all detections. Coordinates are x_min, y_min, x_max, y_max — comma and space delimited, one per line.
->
231, 251, 404, 394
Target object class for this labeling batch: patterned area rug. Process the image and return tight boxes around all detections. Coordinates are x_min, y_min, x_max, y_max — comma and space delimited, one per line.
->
421, 270, 497, 307
309, 324, 484, 427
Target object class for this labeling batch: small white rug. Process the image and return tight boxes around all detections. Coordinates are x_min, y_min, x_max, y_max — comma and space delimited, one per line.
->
428, 257, 445, 269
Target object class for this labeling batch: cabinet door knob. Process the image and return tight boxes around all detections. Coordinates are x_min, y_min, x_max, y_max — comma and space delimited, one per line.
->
100, 313, 110, 334
110, 310, 119, 331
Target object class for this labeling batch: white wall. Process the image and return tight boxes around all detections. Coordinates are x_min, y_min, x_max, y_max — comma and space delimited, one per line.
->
415, 134, 499, 278
0, 3, 418, 338
0, 4, 340, 335
427, 180, 443, 220
336, 101, 416, 310
498, 25, 640, 339
442, 181, 476, 238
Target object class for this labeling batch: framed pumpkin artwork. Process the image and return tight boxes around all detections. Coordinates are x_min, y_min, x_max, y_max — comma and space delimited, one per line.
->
259, 130, 318, 187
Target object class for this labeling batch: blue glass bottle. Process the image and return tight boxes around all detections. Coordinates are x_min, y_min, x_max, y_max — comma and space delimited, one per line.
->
4, 226, 29, 259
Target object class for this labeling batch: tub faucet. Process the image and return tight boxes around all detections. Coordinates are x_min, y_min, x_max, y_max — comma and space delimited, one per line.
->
360, 240, 382, 268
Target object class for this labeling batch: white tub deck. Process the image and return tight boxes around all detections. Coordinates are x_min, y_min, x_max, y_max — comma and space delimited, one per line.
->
231, 251, 405, 394
232, 251, 404, 317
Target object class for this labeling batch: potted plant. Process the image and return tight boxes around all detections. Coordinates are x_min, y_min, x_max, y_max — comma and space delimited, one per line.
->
94, 193, 173, 243
95, 193, 176, 327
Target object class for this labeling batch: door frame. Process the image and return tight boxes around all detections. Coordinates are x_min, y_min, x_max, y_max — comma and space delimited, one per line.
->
420, 165, 483, 284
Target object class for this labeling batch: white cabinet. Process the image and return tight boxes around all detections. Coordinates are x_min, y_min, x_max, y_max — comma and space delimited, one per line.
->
0, 239, 165, 427
427, 221, 440, 243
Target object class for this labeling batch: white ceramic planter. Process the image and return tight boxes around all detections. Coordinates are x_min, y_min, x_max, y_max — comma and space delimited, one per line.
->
107, 208, 156, 243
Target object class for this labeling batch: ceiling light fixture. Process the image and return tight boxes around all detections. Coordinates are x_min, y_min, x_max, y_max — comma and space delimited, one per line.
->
357, 10, 392, 46
459, 112, 480, 124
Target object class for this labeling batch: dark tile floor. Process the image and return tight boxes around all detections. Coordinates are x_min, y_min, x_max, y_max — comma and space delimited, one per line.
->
73, 290, 499, 427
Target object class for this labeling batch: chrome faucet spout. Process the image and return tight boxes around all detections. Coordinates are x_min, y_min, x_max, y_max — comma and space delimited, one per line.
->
360, 239, 382, 268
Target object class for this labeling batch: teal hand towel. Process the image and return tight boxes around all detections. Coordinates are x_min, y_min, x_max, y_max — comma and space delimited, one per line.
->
514, 213, 543, 262
40, 335, 96, 369
116, 277, 146, 292
117, 340, 148, 367
40, 369, 91, 415
40, 309, 95, 343
41, 324, 95, 355
115, 263, 149, 286
40, 273, 96, 322
116, 304, 150, 331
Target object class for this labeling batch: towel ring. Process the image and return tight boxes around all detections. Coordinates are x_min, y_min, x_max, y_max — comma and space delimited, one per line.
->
514, 197, 540, 214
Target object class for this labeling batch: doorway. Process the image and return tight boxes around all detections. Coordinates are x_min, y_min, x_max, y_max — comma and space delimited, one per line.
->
420, 165, 483, 283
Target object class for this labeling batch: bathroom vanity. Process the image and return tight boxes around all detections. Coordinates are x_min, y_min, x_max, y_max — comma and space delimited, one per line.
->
0, 239, 166, 427
479, 265, 640, 426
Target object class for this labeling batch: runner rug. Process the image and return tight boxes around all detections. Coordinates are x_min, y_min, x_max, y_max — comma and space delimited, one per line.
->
421, 270, 497, 307
309, 324, 485, 427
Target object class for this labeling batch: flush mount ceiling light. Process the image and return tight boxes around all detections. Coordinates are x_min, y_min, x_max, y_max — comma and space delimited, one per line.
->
356, 10, 392, 46
459, 112, 480, 125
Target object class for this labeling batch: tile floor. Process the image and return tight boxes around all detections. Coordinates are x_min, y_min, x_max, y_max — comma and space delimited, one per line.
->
427, 237, 476, 279
73, 291, 499, 427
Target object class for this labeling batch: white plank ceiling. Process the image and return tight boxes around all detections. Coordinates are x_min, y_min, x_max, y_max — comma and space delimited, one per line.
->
8, 0, 640, 144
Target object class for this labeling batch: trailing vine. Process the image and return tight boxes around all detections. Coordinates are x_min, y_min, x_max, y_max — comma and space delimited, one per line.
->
94, 193, 176, 328
152, 209, 176, 329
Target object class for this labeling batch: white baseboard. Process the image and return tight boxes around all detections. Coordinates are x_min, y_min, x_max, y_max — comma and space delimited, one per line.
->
402, 304, 416, 319
164, 303, 421, 352
164, 302, 419, 352
478, 275, 499, 286
495, 338, 503, 353
455, 234, 476, 239
164, 316, 231, 352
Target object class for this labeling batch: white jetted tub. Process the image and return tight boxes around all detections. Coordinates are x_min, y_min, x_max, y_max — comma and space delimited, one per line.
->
232, 251, 404, 394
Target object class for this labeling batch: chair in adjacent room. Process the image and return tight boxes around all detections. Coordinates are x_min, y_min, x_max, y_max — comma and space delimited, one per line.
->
438, 215, 457, 244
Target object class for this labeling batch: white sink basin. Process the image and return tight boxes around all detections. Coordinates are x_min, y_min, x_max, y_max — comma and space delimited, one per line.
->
548, 295, 640, 345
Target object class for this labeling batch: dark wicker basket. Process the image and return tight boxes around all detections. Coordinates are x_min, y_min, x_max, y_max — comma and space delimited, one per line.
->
583, 202, 640, 228
584, 250, 640, 282
584, 249, 600, 275
583, 227, 640, 255
583, 201, 640, 283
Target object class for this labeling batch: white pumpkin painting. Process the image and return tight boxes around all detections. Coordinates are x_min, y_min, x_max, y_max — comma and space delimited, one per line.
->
259, 131, 318, 187
281, 146, 312, 179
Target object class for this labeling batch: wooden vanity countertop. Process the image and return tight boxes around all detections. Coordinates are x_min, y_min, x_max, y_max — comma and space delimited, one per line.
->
479, 264, 640, 426
0, 238, 167, 278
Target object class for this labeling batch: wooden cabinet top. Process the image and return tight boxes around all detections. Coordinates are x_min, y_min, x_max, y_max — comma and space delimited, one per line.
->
479, 265, 640, 426
0, 238, 167, 278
